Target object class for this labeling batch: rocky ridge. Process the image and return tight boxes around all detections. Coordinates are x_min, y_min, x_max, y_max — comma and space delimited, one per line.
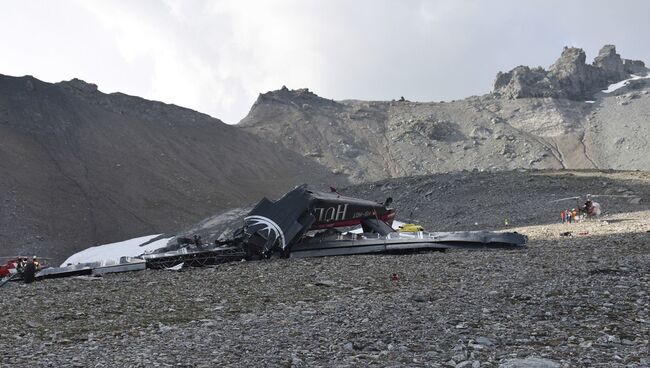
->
239, 45, 650, 183
493, 45, 648, 100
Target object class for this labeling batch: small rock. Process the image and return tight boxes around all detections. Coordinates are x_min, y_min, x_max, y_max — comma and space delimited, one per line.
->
411, 293, 429, 302
452, 350, 468, 362
629, 197, 641, 204
475, 337, 495, 346
315, 280, 336, 287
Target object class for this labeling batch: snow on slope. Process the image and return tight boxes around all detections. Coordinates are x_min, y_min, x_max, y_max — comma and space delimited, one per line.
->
602, 74, 650, 93
61, 234, 172, 266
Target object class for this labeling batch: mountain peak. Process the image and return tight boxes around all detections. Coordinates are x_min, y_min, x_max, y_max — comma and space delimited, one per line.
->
255, 86, 322, 104
58, 78, 99, 93
242, 86, 340, 123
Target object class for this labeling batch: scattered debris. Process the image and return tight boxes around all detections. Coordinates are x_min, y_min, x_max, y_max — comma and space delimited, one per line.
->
74, 275, 102, 281
165, 262, 184, 271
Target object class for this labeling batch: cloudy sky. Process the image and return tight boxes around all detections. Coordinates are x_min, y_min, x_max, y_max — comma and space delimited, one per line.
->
1, 0, 649, 123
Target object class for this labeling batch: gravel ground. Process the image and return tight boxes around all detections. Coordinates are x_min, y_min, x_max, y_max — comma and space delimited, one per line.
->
2, 209, 649, 367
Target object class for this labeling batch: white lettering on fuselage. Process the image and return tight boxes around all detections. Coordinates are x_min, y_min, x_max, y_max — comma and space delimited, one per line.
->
314, 204, 349, 222
352, 210, 373, 218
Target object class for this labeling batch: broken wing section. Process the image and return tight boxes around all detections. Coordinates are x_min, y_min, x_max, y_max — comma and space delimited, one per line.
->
243, 187, 315, 256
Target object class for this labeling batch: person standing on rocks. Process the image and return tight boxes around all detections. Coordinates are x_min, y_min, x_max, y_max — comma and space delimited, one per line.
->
572, 208, 578, 222
21, 257, 37, 283
584, 199, 592, 211
193, 235, 203, 248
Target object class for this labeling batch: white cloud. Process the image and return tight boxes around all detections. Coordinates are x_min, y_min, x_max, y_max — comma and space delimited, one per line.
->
1, 0, 649, 124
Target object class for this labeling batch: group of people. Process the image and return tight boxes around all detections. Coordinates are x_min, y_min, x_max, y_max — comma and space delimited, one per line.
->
15, 256, 39, 283
560, 208, 579, 223
560, 197, 601, 224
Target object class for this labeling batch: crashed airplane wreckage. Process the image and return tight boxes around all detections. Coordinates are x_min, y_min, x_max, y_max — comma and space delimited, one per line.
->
142, 185, 527, 268
2, 186, 527, 283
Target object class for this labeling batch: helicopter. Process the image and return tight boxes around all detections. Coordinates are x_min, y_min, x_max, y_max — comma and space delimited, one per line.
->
549, 194, 632, 218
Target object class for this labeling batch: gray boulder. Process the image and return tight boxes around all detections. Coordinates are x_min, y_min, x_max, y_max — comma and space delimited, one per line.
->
592, 44, 627, 83
623, 59, 648, 75
493, 66, 558, 99
548, 46, 599, 100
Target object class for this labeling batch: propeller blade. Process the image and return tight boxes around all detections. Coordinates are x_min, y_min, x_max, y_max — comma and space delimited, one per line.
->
549, 196, 580, 203
589, 194, 634, 198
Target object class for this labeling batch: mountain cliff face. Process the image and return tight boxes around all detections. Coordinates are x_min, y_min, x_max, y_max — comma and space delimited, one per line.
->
0, 75, 343, 262
239, 45, 650, 183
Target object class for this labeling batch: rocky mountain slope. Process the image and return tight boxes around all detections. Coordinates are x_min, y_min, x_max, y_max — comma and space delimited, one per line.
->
239, 45, 650, 183
0, 75, 343, 262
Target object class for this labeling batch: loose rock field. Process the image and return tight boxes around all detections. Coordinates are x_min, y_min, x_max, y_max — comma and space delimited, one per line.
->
2, 209, 649, 367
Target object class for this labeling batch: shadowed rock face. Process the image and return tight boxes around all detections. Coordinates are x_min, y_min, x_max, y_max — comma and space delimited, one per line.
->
0, 74, 344, 262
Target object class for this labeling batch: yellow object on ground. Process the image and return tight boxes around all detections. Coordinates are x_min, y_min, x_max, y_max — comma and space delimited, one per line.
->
398, 223, 424, 232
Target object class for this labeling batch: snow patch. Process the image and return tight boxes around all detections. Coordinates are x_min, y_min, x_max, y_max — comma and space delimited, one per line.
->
61, 234, 172, 266
585, 101, 595, 104
602, 74, 650, 94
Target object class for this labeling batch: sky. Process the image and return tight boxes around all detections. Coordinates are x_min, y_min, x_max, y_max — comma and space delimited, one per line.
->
1, 0, 649, 124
